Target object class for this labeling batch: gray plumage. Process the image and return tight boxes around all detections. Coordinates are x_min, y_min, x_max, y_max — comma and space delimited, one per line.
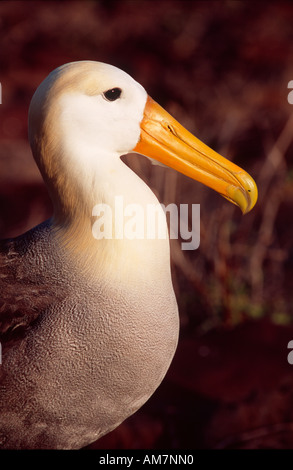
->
0, 220, 178, 448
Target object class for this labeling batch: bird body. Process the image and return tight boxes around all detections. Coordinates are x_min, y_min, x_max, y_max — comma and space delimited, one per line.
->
0, 220, 178, 449
0, 61, 257, 448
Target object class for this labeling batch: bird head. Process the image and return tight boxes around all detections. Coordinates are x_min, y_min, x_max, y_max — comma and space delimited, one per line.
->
28, 61, 257, 217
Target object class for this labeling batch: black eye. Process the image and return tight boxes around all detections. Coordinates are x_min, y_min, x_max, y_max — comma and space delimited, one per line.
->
103, 88, 122, 101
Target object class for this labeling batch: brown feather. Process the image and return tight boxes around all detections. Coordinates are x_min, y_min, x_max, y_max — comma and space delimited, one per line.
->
0, 227, 66, 349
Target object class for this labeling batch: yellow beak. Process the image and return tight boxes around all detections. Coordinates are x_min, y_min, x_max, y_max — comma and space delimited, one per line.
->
133, 96, 257, 214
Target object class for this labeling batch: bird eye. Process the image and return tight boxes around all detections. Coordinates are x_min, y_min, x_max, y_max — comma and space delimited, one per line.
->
103, 88, 122, 102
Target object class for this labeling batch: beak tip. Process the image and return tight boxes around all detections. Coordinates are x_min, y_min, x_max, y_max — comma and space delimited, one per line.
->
242, 177, 258, 215
227, 175, 258, 215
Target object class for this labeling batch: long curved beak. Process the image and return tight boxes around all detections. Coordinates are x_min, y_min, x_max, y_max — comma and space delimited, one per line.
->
133, 96, 257, 214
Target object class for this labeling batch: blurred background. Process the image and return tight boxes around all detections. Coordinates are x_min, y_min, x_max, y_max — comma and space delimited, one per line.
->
1, 0, 293, 449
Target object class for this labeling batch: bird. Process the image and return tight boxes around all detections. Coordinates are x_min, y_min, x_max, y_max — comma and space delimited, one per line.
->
0, 61, 257, 449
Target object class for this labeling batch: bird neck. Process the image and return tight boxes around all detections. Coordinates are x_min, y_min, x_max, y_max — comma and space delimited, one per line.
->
50, 153, 171, 284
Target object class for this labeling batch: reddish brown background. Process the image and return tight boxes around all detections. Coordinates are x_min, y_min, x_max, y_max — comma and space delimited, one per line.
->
1, 0, 293, 449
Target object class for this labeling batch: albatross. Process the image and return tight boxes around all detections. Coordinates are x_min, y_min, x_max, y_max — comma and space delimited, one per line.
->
0, 61, 257, 449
